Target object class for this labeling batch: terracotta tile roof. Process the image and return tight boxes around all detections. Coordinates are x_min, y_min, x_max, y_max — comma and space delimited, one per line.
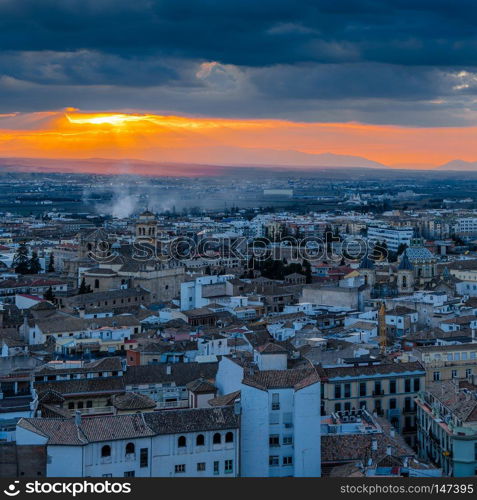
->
186, 378, 217, 394
317, 361, 424, 380
35, 377, 125, 397
322, 417, 414, 464
257, 342, 288, 354
124, 362, 218, 387
208, 390, 241, 407
18, 414, 155, 445
111, 392, 156, 411
144, 406, 239, 434
242, 368, 320, 391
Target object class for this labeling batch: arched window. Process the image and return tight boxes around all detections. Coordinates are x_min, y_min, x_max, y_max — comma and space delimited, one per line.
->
125, 443, 135, 455
178, 436, 186, 448
196, 434, 205, 446
213, 433, 221, 444
101, 445, 111, 457
402, 275, 407, 288
225, 432, 234, 443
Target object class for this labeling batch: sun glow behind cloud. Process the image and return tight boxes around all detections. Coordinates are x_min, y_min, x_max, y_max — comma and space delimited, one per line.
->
0, 109, 476, 172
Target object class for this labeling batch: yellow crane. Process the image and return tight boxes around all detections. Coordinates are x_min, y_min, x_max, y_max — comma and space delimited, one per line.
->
378, 301, 387, 354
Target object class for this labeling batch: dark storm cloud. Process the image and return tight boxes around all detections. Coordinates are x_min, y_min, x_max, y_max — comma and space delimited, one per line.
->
1, 0, 477, 125
1, 0, 477, 66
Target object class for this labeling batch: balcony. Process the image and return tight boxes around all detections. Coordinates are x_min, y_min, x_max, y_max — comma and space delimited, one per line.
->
403, 406, 416, 414
372, 390, 384, 396
156, 400, 189, 409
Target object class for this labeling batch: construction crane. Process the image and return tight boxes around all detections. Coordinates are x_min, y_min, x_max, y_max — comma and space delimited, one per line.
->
378, 301, 387, 354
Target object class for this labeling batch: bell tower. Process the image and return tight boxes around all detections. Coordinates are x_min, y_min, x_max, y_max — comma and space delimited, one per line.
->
136, 210, 158, 245
397, 253, 414, 293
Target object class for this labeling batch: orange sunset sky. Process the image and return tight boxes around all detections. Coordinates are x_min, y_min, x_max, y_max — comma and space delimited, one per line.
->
0, 109, 476, 171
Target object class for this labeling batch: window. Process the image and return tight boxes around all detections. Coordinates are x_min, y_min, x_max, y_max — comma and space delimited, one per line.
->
389, 380, 396, 394
413, 378, 420, 391
125, 443, 135, 455
474, 443, 477, 461
77, 401, 84, 409
197, 462, 206, 472
283, 456, 293, 465
213, 433, 221, 444
124, 471, 135, 477
452, 370, 458, 379
86, 400, 93, 408
271, 393, 280, 410
140, 448, 148, 468
269, 456, 279, 466
68, 402, 74, 410
225, 459, 233, 474
374, 381, 382, 396
334, 384, 342, 399
196, 434, 205, 446
178, 436, 186, 448
213, 461, 219, 475
281, 436, 292, 446
269, 434, 280, 447
225, 432, 234, 443
102, 474, 112, 477
433, 371, 441, 381
344, 402, 351, 411
359, 382, 367, 397
175, 465, 186, 474
404, 379, 411, 393
344, 383, 351, 398
466, 369, 473, 378
101, 445, 111, 458
389, 398, 397, 410
334, 403, 341, 412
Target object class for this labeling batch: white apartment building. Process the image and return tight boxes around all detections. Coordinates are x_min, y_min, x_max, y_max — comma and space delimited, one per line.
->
180, 274, 235, 311
240, 370, 321, 477
16, 407, 240, 477
367, 225, 414, 253
215, 348, 321, 477
455, 218, 477, 238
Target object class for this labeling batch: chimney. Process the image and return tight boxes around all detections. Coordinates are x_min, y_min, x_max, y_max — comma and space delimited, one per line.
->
386, 446, 392, 456
371, 439, 378, 451
74, 410, 82, 427
166, 365, 172, 375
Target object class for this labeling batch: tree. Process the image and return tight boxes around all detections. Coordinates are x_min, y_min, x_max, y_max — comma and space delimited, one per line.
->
28, 251, 42, 275
47, 253, 55, 273
78, 277, 92, 294
302, 259, 313, 284
44, 286, 55, 302
13, 242, 30, 275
